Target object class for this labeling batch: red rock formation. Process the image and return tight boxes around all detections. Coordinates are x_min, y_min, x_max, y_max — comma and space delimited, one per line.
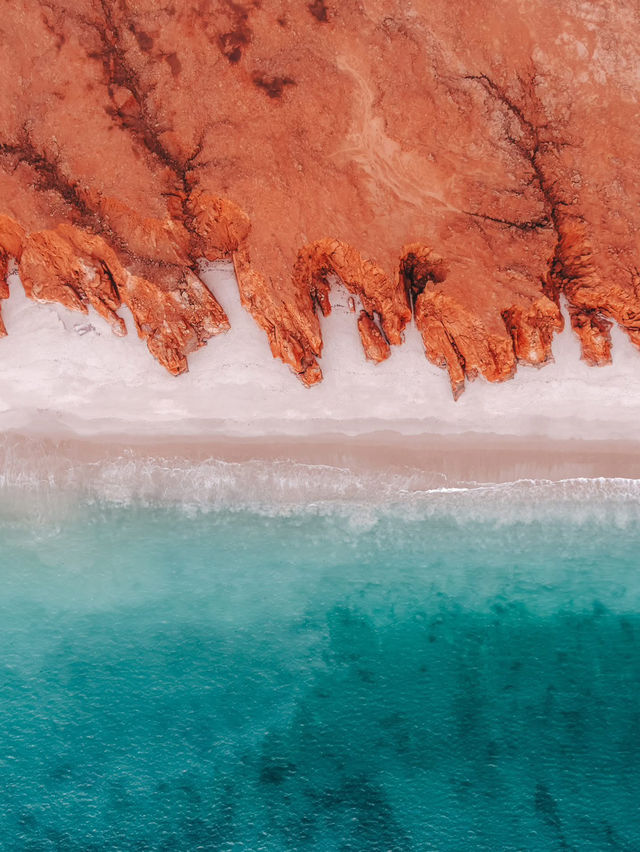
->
0, 216, 26, 335
0, 0, 638, 395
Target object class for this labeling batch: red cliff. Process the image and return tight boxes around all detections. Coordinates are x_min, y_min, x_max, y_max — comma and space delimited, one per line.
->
1, 0, 638, 396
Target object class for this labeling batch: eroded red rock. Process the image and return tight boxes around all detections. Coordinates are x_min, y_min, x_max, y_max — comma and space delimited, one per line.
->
357, 312, 392, 364
0, 216, 26, 334
0, 0, 638, 393
19, 223, 230, 373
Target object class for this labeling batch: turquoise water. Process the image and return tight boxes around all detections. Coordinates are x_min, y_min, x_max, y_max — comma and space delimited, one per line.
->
1, 482, 640, 849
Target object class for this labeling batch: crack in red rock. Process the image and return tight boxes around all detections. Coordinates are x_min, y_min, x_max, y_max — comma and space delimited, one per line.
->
464, 211, 552, 232
466, 74, 625, 366
0, 133, 96, 226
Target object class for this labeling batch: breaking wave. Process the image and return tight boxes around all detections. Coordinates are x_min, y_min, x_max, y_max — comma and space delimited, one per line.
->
0, 433, 639, 527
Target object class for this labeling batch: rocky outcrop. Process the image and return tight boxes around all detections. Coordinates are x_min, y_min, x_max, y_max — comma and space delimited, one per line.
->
1, 0, 639, 395
0, 216, 26, 335
18, 220, 230, 374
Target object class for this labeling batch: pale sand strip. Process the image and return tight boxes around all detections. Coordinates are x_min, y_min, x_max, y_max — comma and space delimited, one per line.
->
3, 266, 640, 447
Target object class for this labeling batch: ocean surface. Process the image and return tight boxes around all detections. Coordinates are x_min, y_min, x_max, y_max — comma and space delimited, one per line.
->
1, 460, 640, 850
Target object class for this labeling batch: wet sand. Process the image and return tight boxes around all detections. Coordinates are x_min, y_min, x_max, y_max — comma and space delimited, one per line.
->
2, 429, 640, 490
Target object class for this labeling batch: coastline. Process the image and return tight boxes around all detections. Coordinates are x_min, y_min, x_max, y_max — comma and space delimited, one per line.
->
3, 264, 640, 447
2, 265, 640, 504
5, 428, 640, 481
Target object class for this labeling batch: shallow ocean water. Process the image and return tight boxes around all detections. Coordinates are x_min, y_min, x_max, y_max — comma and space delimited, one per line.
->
1, 483, 640, 850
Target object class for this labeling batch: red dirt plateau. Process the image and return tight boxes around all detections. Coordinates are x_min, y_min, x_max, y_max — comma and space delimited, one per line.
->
1, 0, 639, 397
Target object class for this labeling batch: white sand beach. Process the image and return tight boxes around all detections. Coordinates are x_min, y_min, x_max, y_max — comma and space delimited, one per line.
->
0, 261, 639, 512
1, 260, 640, 447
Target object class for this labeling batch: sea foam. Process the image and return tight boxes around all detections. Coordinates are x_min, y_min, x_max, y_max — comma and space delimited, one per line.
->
0, 433, 639, 528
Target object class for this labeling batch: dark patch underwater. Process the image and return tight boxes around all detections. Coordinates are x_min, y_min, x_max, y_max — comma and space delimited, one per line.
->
0, 505, 639, 849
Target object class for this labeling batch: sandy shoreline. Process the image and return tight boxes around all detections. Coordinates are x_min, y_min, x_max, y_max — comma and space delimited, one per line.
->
2, 265, 640, 497
2, 429, 640, 487
4, 265, 640, 448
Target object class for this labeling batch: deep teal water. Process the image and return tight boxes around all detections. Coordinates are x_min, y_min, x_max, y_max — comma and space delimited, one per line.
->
1, 491, 640, 850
